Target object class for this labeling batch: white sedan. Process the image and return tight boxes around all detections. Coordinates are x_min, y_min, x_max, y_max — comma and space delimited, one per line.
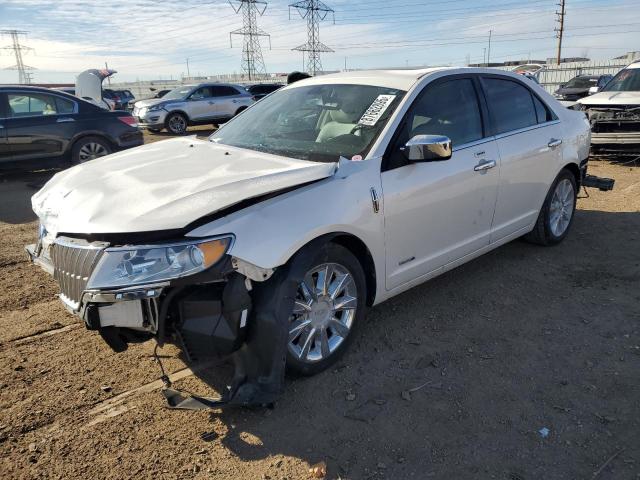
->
28, 68, 592, 407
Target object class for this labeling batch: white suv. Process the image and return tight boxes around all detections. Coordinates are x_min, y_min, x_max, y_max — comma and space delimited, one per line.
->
575, 60, 640, 151
28, 68, 593, 407
132, 83, 254, 134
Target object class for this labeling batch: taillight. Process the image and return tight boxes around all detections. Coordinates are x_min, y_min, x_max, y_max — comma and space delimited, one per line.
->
118, 116, 138, 128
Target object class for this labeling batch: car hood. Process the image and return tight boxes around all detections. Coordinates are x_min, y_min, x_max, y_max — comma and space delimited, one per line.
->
578, 91, 640, 106
32, 137, 337, 236
556, 87, 588, 95
133, 97, 182, 109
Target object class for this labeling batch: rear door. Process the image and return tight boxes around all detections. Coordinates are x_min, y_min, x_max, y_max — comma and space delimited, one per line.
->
0, 93, 12, 163
479, 76, 563, 241
213, 86, 245, 119
5, 91, 79, 161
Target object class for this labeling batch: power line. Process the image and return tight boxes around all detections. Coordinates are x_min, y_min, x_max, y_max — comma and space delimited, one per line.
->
0, 29, 36, 84
555, 0, 566, 64
289, 0, 335, 75
229, 0, 271, 80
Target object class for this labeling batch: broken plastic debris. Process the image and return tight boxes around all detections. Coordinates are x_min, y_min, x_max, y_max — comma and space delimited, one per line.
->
539, 427, 550, 438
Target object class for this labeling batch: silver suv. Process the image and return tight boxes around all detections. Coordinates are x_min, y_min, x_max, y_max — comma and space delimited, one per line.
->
132, 83, 254, 134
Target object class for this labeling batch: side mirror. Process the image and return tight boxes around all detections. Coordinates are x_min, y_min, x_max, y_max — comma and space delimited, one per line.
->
402, 134, 452, 162
588, 86, 599, 95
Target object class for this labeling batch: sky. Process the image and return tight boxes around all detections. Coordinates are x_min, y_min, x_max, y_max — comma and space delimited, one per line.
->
0, 0, 639, 84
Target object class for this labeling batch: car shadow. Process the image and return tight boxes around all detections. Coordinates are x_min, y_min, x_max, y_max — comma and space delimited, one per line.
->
0, 169, 59, 224
179, 208, 640, 479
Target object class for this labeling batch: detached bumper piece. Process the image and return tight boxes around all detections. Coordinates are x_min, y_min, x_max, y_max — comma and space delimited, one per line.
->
582, 174, 615, 191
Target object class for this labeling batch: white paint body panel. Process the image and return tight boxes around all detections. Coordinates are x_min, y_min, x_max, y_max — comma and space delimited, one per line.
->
32, 137, 336, 236
32, 68, 591, 306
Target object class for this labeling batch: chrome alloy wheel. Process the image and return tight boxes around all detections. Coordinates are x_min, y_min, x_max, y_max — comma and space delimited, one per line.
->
549, 178, 575, 237
288, 263, 358, 363
168, 114, 187, 134
78, 142, 108, 162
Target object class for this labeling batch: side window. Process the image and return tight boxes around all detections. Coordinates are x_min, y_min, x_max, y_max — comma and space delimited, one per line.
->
213, 86, 241, 97
532, 95, 553, 123
189, 87, 211, 100
8, 93, 58, 117
55, 96, 75, 114
483, 78, 537, 134
385, 78, 483, 170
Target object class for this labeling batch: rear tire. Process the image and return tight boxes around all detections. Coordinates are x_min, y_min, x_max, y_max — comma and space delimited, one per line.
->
71, 136, 112, 165
525, 169, 577, 246
165, 112, 188, 135
234, 106, 247, 116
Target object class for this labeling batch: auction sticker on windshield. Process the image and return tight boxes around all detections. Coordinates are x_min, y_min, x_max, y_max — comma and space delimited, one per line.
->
359, 94, 396, 126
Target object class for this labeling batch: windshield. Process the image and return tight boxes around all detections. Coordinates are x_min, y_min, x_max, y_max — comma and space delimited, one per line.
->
209, 83, 405, 163
602, 68, 640, 92
162, 86, 193, 100
565, 76, 597, 88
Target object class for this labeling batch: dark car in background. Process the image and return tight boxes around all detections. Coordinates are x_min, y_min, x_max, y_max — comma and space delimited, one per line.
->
0, 86, 143, 169
103, 88, 136, 110
245, 83, 283, 100
554, 74, 613, 101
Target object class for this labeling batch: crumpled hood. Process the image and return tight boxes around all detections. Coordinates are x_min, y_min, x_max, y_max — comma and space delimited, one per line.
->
579, 91, 640, 106
32, 137, 336, 236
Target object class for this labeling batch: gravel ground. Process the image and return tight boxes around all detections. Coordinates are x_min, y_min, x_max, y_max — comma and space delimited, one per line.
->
0, 142, 638, 479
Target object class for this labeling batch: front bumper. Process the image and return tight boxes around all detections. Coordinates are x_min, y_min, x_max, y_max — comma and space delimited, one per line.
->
134, 109, 168, 129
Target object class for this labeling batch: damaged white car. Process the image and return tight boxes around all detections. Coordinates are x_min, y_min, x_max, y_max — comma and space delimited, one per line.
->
574, 60, 640, 154
27, 68, 604, 408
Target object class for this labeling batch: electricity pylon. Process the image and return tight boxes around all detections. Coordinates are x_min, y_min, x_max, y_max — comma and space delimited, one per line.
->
1, 30, 36, 84
289, 0, 334, 75
229, 0, 270, 80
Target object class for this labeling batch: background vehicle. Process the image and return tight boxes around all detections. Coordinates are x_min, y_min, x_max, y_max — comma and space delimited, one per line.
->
554, 74, 613, 101
575, 61, 640, 152
245, 83, 283, 100
103, 89, 135, 110
28, 68, 600, 407
0, 86, 142, 168
132, 83, 254, 134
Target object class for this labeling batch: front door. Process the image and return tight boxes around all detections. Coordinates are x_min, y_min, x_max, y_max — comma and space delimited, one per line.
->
5, 91, 76, 161
479, 76, 564, 240
186, 87, 216, 121
381, 77, 500, 290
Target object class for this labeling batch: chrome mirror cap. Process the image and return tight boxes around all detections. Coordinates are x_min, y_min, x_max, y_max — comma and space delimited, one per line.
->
403, 134, 452, 162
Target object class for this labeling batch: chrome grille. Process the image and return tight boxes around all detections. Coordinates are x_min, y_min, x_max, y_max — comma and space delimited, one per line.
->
51, 238, 105, 310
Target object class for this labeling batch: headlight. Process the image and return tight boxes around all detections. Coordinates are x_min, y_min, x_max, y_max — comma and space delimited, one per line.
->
148, 104, 164, 112
87, 237, 232, 289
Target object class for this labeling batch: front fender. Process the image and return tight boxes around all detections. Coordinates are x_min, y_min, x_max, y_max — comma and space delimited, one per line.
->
186, 160, 385, 288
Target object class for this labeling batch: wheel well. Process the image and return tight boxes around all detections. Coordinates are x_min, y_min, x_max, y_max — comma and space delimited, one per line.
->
563, 163, 581, 188
69, 134, 115, 155
166, 110, 189, 122
235, 106, 248, 115
330, 234, 377, 307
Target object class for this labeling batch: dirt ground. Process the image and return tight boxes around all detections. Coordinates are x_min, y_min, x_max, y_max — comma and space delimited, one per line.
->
0, 136, 638, 479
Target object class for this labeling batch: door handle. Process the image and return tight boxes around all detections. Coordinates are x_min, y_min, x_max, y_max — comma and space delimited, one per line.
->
56, 117, 75, 123
548, 138, 562, 148
474, 159, 496, 172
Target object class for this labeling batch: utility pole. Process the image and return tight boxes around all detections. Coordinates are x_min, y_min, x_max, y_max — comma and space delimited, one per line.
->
289, 0, 335, 75
230, 0, 270, 81
186, 57, 191, 79
105, 62, 111, 85
0, 30, 35, 84
487, 30, 492, 66
483, 48, 486, 66
555, 0, 566, 65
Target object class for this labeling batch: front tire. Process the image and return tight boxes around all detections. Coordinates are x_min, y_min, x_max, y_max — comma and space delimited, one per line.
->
525, 169, 577, 245
282, 243, 367, 376
165, 112, 188, 135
